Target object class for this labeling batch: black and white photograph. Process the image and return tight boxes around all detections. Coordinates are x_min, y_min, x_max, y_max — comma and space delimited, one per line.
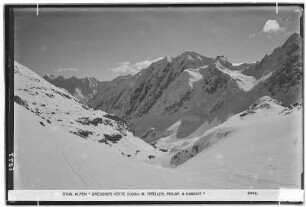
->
5, 3, 304, 204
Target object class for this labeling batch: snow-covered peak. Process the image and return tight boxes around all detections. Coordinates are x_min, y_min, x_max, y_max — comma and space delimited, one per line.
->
177, 51, 209, 62
179, 51, 199, 57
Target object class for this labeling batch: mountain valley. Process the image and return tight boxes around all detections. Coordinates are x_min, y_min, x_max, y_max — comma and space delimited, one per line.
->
13, 33, 303, 190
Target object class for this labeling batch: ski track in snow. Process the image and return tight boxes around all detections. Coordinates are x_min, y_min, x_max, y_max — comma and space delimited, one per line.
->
60, 136, 101, 188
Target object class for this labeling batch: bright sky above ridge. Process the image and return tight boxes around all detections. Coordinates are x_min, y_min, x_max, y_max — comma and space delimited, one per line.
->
14, 5, 302, 81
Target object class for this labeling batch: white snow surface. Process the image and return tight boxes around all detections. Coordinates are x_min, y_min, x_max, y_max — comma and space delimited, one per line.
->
184, 68, 204, 88
215, 61, 257, 91
154, 96, 303, 189
232, 62, 245, 66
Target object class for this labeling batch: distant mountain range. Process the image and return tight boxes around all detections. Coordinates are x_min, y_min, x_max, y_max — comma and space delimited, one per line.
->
44, 33, 302, 142
43, 75, 101, 103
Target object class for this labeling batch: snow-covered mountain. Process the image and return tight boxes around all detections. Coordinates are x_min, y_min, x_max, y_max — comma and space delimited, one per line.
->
88, 52, 244, 139
89, 52, 214, 117
86, 33, 303, 142
15, 61, 161, 160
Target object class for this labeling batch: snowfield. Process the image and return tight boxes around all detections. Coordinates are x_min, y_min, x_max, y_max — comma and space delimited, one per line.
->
14, 97, 302, 189
170, 97, 303, 189
214, 60, 256, 92
15, 102, 249, 190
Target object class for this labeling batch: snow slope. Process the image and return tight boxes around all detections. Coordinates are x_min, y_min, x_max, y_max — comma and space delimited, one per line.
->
14, 103, 182, 190
14, 103, 238, 190
169, 97, 303, 188
14, 61, 161, 160
14, 99, 302, 190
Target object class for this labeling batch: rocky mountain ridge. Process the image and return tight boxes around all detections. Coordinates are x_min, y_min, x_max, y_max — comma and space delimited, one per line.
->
43, 33, 303, 143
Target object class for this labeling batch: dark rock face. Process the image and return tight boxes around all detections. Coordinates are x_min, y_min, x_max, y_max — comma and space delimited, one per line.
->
103, 134, 122, 143
245, 33, 303, 106
243, 33, 302, 79
163, 90, 193, 116
170, 129, 232, 166
76, 117, 103, 126
201, 67, 231, 94
89, 53, 214, 119
123, 54, 213, 118
14, 95, 28, 108
71, 129, 93, 139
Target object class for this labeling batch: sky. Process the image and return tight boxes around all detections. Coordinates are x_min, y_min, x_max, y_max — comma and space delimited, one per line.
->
14, 5, 302, 81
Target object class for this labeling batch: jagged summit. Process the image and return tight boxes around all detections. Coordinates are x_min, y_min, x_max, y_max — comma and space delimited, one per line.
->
178, 51, 203, 59
215, 55, 229, 61
175, 51, 213, 65
214, 55, 233, 68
